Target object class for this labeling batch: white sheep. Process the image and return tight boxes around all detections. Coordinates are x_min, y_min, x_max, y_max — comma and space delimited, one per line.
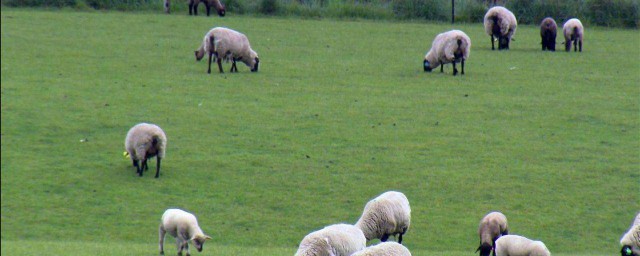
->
423, 30, 471, 76
620, 212, 640, 256
189, 0, 225, 17
295, 223, 366, 256
159, 209, 211, 256
476, 211, 509, 256
195, 27, 260, 74
484, 6, 517, 50
540, 17, 557, 51
355, 191, 411, 244
563, 18, 584, 52
350, 241, 412, 256
494, 235, 550, 256
124, 123, 167, 178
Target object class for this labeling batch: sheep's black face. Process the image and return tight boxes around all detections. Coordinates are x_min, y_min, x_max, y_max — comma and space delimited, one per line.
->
621, 245, 635, 256
476, 244, 492, 256
251, 58, 259, 72
193, 240, 204, 252
423, 60, 432, 72
217, 8, 226, 17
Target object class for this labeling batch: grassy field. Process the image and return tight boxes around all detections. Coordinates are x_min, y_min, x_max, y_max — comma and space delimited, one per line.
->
1, 8, 639, 256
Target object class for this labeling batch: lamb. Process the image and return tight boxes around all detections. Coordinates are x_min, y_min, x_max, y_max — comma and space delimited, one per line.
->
350, 242, 412, 256
159, 209, 211, 256
540, 17, 557, 51
563, 18, 584, 52
195, 27, 260, 74
189, 0, 225, 17
483, 6, 517, 50
476, 211, 509, 256
620, 212, 640, 256
355, 191, 411, 244
494, 235, 550, 256
295, 223, 366, 256
124, 123, 166, 178
423, 30, 471, 76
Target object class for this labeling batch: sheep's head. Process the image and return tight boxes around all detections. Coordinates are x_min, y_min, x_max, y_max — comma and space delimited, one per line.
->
249, 51, 259, 72
476, 243, 492, 256
423, 60, 432, 72
621, 245, 635, 256
214, 1, 226, 17
195, 50, 205, 61
192, 234, 211, 252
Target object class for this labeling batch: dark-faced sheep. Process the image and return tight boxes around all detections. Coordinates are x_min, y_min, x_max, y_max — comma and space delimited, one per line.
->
540, 17, 557, 51
620, 212, 640, 256
195, 27, 259, 74
124, 123, 166, 178
423, 30, 471, 76
476, 211, 509, 256
355, 191, 411, 244
189, 0, 225, 17
563, 18, 584, 52
484, 6, 517, 50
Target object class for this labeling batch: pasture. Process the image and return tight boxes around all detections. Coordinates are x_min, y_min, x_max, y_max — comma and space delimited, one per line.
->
1, 8, 639, 256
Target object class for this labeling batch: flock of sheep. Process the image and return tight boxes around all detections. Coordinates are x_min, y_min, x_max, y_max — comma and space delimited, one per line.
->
423, 6, 585, 76
119, 3, 636, 256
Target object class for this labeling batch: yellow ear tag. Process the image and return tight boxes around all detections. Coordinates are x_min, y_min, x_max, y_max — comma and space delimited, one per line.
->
123, 151, 129, 158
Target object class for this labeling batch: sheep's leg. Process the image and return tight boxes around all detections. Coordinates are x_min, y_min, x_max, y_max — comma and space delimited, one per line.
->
440, 62, 444, 73
565, 40, 571, 52
184, 242, 190, 256
188, 1, 194, 15
452, 62, 458, 76
217, 58, 224, 73
132, 158, 138, 167
578, 39, 582, 52
461, 59, 464, 75
144, 159, 149, 171
207, 51, 213, 74
159, 224, 166, 255
491, 35, 495, 50
231, 61, 238, 72
155, 157, 161, 178
193, 2, 198, 16
176, 238, 184, 256
205, 2, 211, 16
398, 233, 404, 244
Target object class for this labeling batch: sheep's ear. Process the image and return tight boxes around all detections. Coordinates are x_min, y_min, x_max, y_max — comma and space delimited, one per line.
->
204, 235, 212, 240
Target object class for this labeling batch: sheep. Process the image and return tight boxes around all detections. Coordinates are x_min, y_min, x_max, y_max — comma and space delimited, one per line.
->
423, 30, 471, 76
483, 6, 517, 50
620, 212, 640, 256
350, 242, 412, 256
189, 0, 226, 17
563, 18, 584, 52
355, 191, 411, 244
159, 209, 211, 256
494, 235, 550, 256
476, 211, 509, 256
124, 123, 166, 178
540, 17, 557, 51
195, 27, 260, 74
164, 0, 170, 14
295, 223, 366, 256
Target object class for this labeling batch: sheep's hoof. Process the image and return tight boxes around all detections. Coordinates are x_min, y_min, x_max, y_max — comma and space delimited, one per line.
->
453, 69, 458, 76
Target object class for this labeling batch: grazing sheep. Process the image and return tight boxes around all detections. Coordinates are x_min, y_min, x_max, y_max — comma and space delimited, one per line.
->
484, 6, 517, 50
540, 17, 557, 51
563, 18, 584, 52
355, 191, 411, 244
195, 27, 260, 74
189, 0, 226, 17
164, 0, 170, 14
350, 242, 412, 256
476, 211, 509, 256
620, 212, 640, 256
423, 29, 471, 76
159, 209, 211, 256
295, 224, 366, 256
495, 235, 550, 256
124, 123, 166, 178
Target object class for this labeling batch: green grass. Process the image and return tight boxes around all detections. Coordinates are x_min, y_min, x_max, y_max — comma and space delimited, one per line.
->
1, 8, 639, 256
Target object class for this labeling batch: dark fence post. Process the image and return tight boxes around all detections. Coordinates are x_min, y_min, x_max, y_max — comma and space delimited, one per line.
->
451, 0, 455, 24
